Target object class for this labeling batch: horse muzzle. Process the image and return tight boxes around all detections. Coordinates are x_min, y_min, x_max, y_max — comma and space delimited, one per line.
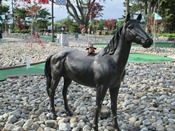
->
142, 38, 153, 48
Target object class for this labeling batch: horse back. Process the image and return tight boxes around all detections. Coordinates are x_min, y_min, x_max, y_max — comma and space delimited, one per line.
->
51, 49, 96, 87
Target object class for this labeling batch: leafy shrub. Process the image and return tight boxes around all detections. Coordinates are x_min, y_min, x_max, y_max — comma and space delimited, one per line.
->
13, 29, 20, 33
108, 29, 117, 35
96, 30, 101, 35
21, 29, 30, 33
158, 33, 175, 37
101, 30, 108, 35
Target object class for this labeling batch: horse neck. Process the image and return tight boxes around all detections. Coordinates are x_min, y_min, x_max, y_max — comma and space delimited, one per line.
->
112, 35, 132, 70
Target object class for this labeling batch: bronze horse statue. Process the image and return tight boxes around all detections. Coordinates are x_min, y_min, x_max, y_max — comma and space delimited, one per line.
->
45, 13, 153, 131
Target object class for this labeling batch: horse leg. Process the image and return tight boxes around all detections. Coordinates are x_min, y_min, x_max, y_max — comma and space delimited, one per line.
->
62, 77, 72, 116
46, 79, 50, 98
93, 86, 108, 131
109, 86, 121, 131
50, 78, 60, 120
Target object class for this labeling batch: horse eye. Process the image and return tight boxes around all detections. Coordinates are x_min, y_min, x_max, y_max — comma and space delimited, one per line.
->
128, 25, 134, 29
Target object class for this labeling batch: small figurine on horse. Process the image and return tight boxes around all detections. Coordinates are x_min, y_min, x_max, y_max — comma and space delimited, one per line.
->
86, 44, 96, 55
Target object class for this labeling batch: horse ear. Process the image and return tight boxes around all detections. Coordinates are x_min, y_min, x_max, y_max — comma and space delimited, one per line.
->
137, 14, 142, 21
125, 13, 130, 22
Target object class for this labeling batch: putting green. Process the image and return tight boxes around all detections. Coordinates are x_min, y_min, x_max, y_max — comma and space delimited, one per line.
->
94, 42, 175, 48
129, 53, 173, 63
0, 63, 45, 81
0, 54, 174, 81
40, 36, 57, 41
0, 39, 7, 44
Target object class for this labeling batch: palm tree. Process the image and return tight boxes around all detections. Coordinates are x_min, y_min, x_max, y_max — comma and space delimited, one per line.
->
13, 7, 28, 31
37, 8, 51, 33
0, 5, 10, 33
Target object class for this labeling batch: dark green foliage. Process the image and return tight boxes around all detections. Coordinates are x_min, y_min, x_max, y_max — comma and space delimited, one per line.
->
20, 29, 30, 33
68, 23, 80, 33
109, 29, 117, 35
158, 33, 175, 38
0, 5, 9, 14
55, 18, 80, 33
129, 0, 175, 33
160, 0, 175, 32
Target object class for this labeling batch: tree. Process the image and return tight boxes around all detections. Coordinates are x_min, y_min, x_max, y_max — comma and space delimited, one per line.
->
55, 17, 79, 33
95, 19, 105, 30
35, 8, 51, 33
129, 0, 175, 32
25, 2, 41, 35
13, 7, 28, 31
104, 19, 117, 30
0, 5, 10, 32
130, 0, 159, 15
13, 7, 27, 20
66, 0, 103, 32
13, 0, 51, 34
0, 5, 9, 14
159, 0, 175, 32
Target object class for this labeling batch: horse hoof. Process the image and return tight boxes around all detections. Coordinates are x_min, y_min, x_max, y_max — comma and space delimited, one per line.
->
53, 115, 57, 120
113, 124, 121, 131
93, 124, 98, 131
114, 129, 121, 131
66, 111, 73, 116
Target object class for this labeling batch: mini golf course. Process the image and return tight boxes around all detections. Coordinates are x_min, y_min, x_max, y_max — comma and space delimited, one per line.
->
0, 54, 174, 81
128, 53, 173, 63
93, 42, 175, 48
0, 63, 45, 81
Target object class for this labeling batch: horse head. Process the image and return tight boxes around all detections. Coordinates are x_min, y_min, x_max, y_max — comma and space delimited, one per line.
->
124, 13, 153, 48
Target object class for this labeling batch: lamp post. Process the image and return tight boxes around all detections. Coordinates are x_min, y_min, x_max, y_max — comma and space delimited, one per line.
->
51, 0, 54, 42
0, 0, 2, 38
11, 0, 14, 31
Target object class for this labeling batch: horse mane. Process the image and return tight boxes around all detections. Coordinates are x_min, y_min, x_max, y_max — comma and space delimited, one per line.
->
102, 27, 123, 56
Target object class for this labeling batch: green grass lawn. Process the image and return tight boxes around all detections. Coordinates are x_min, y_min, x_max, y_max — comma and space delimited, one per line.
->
0, 63, 45, 81
128, 53, 173, 63
40, 36, 57, 41
93, 42, 175, 48
0, 39, 7, 44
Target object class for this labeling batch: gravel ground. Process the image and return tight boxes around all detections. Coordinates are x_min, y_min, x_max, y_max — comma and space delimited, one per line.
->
0, 62, 175, 131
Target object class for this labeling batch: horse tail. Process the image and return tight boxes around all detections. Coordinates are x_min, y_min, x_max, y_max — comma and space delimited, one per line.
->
45, 54, 53, 96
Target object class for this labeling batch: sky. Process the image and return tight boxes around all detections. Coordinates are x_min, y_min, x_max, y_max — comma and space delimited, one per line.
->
2, 0, 125, 21
42, 0, 125, 21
